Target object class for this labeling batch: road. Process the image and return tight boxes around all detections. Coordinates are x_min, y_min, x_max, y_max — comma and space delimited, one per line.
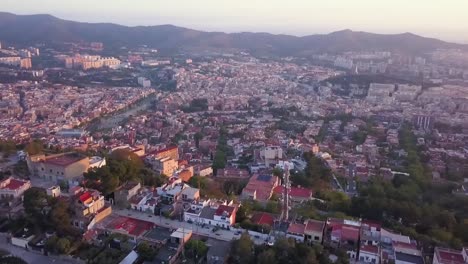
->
114, 209, 270, 245
0, 234, 83, 264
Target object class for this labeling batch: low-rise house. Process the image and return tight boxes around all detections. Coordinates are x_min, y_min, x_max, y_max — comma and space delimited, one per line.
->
129, 187, 158, 213
241, 174, 279, 203
393, 241, 424, 264
114, 181, 141, 208
287, 223, 306, 242
326, 218, 362, 260
304, 219, 325, 245
358, 245, 380, 263
432, 247, 468, 264
184, 200, 238, 228
157, 179, 200, 203
0, 177, 31, 199
360, 221, 381, 247
70, 187, 112, 230
251, 212, 275, 228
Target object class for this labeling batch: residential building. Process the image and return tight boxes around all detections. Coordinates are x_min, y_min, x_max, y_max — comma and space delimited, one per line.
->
433, 247, 468, 264
157, 179, 199, 203
241, 174, 280, 202
0, 177, 31, 199
304, 219, 326, 245
287, 223, 306, 242
114, 181, 142, 208
358, 245, 380, 263
27, 152, 89, 183
70, 187, 112, 230
184, 200, 238, 228
20, 58, 32, 69
256, 146, 283, 166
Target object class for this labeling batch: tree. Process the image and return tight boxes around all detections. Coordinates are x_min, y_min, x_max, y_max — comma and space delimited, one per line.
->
136, 241, 156, 261
229, 233, 254, 264
49, 198, 78, 237
185, 239, 208, 262
25, 139, 44, 155
56, 237, 71, 254
257, 249, 278, 264
194, 132, 203, 149
23, 187, 48, 228
139, 168, 167, 187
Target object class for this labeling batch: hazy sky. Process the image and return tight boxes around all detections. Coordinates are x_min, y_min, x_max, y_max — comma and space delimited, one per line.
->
2, 0, 468, 43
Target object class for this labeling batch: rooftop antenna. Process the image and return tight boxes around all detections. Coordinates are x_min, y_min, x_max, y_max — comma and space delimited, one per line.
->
282, 164, 290, 222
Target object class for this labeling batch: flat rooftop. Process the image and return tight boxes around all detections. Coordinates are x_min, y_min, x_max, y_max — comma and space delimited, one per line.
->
44, 153, 86, 167
107, 216, 154, 237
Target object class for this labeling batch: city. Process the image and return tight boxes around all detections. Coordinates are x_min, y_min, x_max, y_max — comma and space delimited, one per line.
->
0, 3, 468, 264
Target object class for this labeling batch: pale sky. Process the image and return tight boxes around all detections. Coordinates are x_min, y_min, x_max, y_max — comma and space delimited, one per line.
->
2, 0, 468, 43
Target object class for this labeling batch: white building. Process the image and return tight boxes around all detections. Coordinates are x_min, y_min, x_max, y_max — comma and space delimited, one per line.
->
0, 177, 31, 199
358, 245, 380, 263
184, 200, 238, 228
137, 77, 151, 88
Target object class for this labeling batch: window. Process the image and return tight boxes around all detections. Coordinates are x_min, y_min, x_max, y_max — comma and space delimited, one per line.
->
314, 236, 320, 240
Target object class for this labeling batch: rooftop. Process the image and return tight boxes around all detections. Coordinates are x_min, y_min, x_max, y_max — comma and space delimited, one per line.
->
215, 205, 236, 217
144, 226, 173, 242
360, 244, 379, 254
44, 153, 86, 167
305, 219, 325, 233
109, 217, 154, 237
287, 223, 306, 235
435, 247, 466, 264
395, 252, 424, 264
251, 212, 274, 227
0, 177, 29, 191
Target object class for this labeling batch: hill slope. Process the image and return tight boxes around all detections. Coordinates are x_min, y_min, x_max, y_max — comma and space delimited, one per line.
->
0, 12, 465, 55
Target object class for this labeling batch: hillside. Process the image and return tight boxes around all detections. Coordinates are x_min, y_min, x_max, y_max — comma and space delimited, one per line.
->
0, 12, 466, 55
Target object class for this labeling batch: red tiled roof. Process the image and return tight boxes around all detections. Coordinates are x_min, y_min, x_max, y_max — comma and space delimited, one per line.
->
360, 245, 379, 254
393, 241, 417, 250
287, 223, 305, 235
251, 212, 274, 227
215, 205, 236, 217
2, 179, 28, 190
342, 225, 360, 241
436, 248, 465, 264
332, 224, 360, 241
79, 192, 92, 203
111, 217, 154, 236
305, 220, 325, 233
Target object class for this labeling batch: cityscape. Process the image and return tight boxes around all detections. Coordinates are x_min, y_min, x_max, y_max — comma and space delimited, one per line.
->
0, 2, 468, 264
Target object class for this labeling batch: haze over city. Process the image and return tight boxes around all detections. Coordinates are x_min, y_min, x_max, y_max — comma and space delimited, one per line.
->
2, 0, 468, 43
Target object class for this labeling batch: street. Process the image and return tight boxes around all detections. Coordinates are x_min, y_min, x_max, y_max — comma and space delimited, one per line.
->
0, 234, 83, 264
114, 209, 270, 245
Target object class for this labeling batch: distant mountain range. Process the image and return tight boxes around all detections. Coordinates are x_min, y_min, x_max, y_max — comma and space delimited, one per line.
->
0, 12, 466, 56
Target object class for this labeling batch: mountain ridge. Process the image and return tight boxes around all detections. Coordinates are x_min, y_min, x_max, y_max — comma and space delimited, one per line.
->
0, 12, 466, 55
